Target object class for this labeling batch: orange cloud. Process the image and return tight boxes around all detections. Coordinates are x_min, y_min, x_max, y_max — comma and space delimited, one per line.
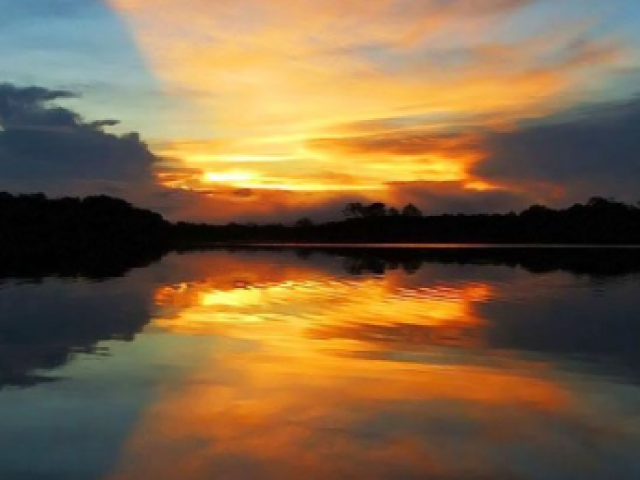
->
105, 0, 633, 218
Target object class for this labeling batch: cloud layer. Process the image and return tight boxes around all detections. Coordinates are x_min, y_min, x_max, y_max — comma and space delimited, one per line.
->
2, 80, 640, 222
101, 0, 638, 216
0, 83, 154, 189
2, 1, 640, 221
477, 97, 640, 203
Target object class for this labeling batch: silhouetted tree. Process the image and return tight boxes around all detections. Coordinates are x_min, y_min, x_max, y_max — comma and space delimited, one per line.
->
343, 202, 365, 218
4, 193, 640, 250
0, 192, 169, 277
388, 207, 400, 216
402, 204, 423, 217
364, 202, 387, 217
295, 218, 314, 228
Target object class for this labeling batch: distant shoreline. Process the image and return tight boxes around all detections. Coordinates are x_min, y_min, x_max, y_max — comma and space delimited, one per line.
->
5, 193, 640, 257
181, 242, 640, 249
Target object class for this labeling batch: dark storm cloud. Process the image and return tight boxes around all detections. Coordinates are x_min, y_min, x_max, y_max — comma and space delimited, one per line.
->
476, 96, 640, 201
0, 83, 155, 183
317, 94, 640, 212
0, 84, 78, 129
0, 83, 76, 107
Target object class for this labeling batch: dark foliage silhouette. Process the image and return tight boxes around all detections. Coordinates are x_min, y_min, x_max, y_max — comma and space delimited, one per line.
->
2, 192, 640, 281
0, 192, 169, 278
174, 197, 640, 245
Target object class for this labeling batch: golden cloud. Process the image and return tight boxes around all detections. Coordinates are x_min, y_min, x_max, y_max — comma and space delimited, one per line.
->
106, 0, 632, 218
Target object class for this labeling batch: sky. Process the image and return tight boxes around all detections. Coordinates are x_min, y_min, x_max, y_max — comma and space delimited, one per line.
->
1, 0, 640, 222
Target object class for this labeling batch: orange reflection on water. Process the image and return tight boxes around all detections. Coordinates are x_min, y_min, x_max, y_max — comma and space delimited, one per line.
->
153, 274, 491, 349
108, 255, 571, 480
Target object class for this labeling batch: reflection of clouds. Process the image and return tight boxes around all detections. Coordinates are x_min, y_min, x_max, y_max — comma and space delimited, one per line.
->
3, 251, 640, 478
107, 262, 583, 480
153, 275, 493, 350
108, 359, 573, 480
102, 250, 640, 480
0, 278, 151, 388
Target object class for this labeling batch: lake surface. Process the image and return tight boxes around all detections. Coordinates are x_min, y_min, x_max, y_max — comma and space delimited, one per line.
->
1, 248, 640, 480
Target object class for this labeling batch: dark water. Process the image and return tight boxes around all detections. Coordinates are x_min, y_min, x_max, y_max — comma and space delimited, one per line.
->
1, 248, 640, 480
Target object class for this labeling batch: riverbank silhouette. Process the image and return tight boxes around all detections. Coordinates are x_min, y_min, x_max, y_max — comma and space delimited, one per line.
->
175, 197, 640, 245
3, 192, 640, 279
0, 193, 168, 278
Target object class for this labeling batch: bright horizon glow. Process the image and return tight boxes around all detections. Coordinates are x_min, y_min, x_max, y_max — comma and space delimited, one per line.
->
203, 171, 256, 183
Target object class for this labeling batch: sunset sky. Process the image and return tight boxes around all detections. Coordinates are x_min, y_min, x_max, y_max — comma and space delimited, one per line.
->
1, 0, 640, 221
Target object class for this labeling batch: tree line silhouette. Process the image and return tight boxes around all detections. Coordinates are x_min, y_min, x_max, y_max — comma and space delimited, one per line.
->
3, 192, 640, 278
342, 202, 423, 219
176, 197, 640, 245
0, 193, 168, 277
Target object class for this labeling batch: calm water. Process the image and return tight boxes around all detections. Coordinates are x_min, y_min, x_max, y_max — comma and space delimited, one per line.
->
1, 248, 640, 480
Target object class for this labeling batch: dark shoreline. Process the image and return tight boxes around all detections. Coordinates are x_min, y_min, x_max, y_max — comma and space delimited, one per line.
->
3, 192, 640, 279
181, 242, 640, 249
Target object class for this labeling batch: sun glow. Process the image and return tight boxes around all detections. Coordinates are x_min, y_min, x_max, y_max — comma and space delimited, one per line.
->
196, 168, 382, 192
202, 171, 256, 183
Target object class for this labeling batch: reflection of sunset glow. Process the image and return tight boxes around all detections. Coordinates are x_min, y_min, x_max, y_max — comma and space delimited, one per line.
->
106, 254, 577, 479
153, 276, 492, 343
